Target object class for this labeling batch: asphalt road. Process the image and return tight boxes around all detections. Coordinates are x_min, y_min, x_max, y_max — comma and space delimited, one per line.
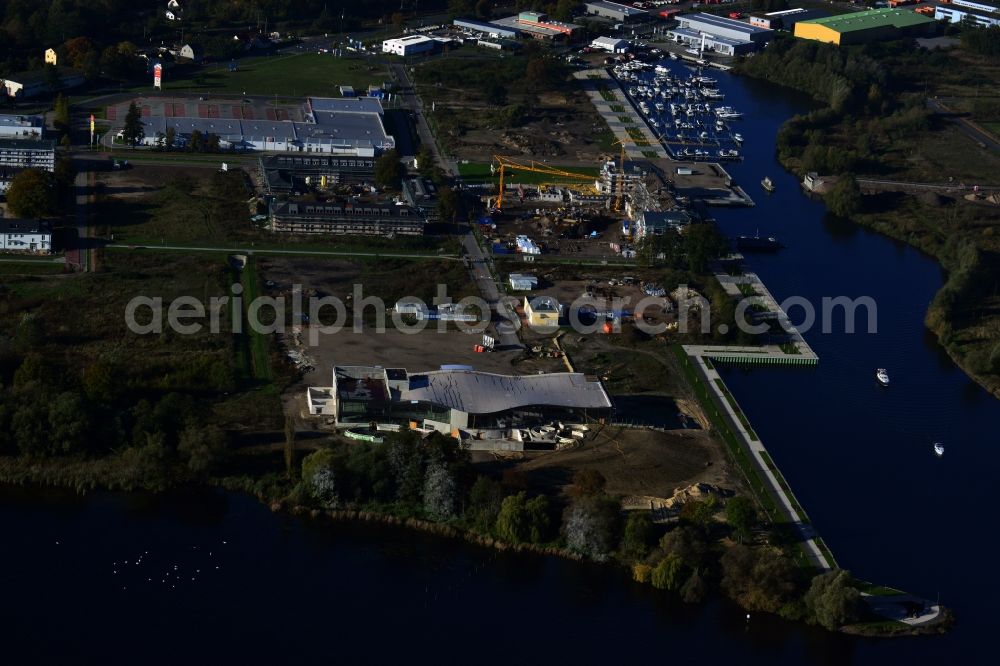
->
926, 97, 1000, 155
461, 233, 522, 349
390, 62, 456, 175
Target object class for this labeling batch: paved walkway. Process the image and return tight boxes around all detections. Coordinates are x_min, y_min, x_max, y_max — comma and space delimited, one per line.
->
574, 68, 668, 160
687, 352, 832, 571
863, 593, 942, 628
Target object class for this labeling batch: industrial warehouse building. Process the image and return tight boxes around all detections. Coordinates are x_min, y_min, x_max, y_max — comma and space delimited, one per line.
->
583, 1, 650, 23
259, 154, 376, 193
793, 8, 937, 45
0, 138, 55, 194
452, 18, 520, 39
492, 11, 581, 40
127, 96, 394, 157
670, 14, 774, 56
382, 34, 436, 56
314, 366, 612, 437
934, 4, 1000, 27
749, 8, 827, 31
269, 200, 426, 236
590, 36, 629, 53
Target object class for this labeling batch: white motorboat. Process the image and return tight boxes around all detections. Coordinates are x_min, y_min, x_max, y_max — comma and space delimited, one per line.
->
934, 442, 945, 457
876, 368, 890, 386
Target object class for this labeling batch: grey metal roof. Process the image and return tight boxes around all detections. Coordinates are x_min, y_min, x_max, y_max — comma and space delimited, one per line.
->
681, 13, 772, 35
585, 1, 648, 18
0, 219, 48, 234
399, 370, 611, 414
308, 96, 384, 115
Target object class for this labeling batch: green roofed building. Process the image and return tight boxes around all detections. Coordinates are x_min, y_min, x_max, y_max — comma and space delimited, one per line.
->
793, 8, 937, 46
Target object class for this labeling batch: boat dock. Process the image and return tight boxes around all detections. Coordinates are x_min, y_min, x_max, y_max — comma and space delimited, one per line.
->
703, 270, 818, 365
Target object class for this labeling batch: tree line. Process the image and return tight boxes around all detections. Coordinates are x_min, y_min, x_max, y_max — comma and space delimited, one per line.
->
297, 432, 866, 630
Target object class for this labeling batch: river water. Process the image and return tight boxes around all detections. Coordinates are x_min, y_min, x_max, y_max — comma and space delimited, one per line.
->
3, 62, 995, 663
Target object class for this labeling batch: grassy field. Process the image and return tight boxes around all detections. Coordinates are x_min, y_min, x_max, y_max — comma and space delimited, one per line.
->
151, 53, 390, 97
95, 167, 461, 254
457, 161, 599, 185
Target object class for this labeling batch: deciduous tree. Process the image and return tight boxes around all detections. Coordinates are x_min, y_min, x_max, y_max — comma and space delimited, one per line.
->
6, 169, 58, 218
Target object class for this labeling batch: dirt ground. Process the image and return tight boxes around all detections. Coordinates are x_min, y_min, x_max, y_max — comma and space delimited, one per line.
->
95, 163, 220, 200
512, 427, 736, 502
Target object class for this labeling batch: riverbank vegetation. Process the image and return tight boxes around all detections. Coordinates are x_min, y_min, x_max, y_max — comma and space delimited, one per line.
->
735, 33, 1000, 398
264, 429, 872, 631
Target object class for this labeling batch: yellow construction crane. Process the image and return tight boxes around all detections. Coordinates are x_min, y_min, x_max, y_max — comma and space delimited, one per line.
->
610, 138, 627, 212
491, 155, 596, 210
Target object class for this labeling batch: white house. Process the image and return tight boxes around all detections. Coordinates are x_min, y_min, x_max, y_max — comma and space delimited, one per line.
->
0, 220, 51, 254
165, 0, 183, 21
590, 36, 628, 53
382, 35, 436, 56
177, 44, 203, 63
2, 69, 85, 99
509, 273, 538, 291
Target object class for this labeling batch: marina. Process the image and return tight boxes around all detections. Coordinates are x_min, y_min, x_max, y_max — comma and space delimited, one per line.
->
611, 58, 746, 162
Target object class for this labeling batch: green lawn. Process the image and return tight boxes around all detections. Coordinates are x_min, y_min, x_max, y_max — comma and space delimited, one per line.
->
151, 53, 390, 98
458, 161, 599, 185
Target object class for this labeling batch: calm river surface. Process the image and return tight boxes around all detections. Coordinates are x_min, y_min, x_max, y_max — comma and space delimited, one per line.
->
3, 61, 995, 663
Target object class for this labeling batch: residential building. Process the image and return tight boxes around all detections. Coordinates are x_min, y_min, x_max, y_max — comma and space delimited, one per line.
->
402, 177, 438, 215
453, 18, 520, 39
583, 1, 650, 23
269, 200, 426, 236
259, 154, 376, 193
0, 138, 56, 193
44, 49, 58, 65
509, 273, 539, 291
0, 114, 44, 139
634, 210, 691, 239
0, 220, 51, 253
590, 36, 629, 53
315, 366, 612, 437
2, 68, 85, 99
165, 0, 183, 21
597, 159, 647, 196
793, 8, 937, 45
670, 14, 774, 56
177, 44, 203, 63
934, 4, 1000, 27
382, 35, 437, 56
524, 295, 561, 328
